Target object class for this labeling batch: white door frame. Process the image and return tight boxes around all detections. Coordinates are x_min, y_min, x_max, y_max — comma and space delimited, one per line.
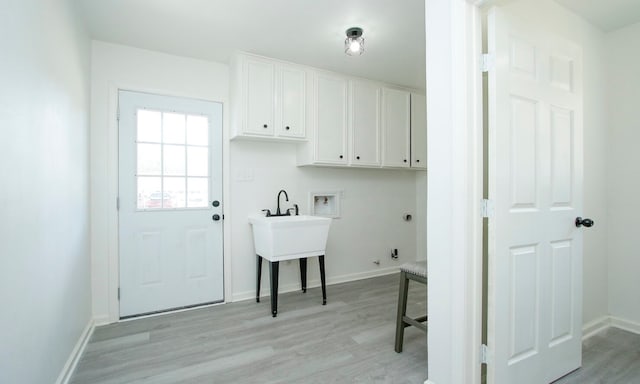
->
101, 82, 233, 324
424, 1, 509, 383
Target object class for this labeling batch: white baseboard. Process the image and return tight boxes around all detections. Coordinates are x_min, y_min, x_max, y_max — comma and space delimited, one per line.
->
610, 316, 640, 335
93, 315, 110, 326
231, 266, 399, 302
582, 316, 611, 340
582, 315, 640, 341
55, 318, 95, 384
424, 380, 436, 384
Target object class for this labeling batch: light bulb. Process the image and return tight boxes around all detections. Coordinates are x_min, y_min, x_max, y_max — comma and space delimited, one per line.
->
349, 40, 361, 53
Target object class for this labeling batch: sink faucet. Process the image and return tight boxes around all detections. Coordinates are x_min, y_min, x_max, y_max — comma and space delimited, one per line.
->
286, 204, 299, 216
276, 189, 289, 216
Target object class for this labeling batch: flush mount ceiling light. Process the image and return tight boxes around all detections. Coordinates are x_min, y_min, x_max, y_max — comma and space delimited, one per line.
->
344, 27, 364, 56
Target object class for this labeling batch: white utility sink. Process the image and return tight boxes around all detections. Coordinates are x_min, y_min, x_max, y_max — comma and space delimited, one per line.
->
248, 214, 332, 261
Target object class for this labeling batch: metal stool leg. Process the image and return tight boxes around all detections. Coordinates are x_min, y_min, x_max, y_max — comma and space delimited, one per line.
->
395, 270, 409, 353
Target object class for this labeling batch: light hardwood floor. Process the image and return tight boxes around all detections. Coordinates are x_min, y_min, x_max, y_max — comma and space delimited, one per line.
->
72, 273, 640, 384
71, 274, 427, 384
554, 327, 640, 384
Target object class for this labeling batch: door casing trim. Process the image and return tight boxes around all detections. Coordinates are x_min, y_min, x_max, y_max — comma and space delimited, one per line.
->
101, 82, 233, 324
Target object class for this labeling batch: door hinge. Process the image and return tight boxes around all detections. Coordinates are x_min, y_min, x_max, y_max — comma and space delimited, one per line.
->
117, 287, 120, 300
116, 196, 120, 211
481, 199, 494, 218
481, 54, 494, 73
480, 344, 490, 364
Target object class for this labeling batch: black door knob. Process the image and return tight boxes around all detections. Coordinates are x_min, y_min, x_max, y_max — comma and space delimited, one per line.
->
575, 217, 594, 228
212, 214, 221, 221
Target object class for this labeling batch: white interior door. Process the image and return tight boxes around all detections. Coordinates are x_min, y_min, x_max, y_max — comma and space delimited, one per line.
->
118, 90, 224, 318
486, 7, 584, 384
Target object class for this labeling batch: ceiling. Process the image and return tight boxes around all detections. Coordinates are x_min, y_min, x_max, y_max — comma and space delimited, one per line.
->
76, 1, 640, 91
554, 0, 640, 31
75, 0, 426, 90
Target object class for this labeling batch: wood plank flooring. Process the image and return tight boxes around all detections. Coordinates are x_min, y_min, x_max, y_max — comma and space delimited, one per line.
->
71, 274, 427, 384
554, 327, 640, 384
72, 273, 640, 384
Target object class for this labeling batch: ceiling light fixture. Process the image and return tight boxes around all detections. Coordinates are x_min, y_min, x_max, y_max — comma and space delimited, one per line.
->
345, 27, 364, 56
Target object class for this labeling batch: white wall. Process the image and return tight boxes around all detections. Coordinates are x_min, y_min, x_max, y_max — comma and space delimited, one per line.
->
90, 41, 230, 323
90, 41, 419, 320
606, 21, 640, 328
416, 172, 427, 261
230, 141, 418, 299
501, 0, 609, 327
0, 0, 91, 383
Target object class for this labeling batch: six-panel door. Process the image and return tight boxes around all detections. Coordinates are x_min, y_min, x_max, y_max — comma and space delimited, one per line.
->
487, 8, 584, 384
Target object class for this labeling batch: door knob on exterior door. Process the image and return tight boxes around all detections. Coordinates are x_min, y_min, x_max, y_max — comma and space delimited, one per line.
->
575, 217, 594, 228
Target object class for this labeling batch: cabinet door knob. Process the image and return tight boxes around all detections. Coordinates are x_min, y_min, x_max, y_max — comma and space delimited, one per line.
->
285, 126, 290, 130
403, 159, 407, 163
339, 155, 344, 159
416, 159, 420, 163
263, 124, 268, 128
356, 156, 360, 160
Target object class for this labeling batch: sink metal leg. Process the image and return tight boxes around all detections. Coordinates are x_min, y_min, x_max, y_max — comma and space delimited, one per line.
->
269, 261, 280, 317
299, 257, 307, 293
256, 255, 262, 302
319, 255, 327, 305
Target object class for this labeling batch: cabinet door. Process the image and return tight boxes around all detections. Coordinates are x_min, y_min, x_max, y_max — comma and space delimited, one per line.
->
244, 58, 274, 136
279, 66, 306, 138
382, 88, 410, 168
411, 93, 427, 169
350, 81, 381, 166
314, 73, 348, 164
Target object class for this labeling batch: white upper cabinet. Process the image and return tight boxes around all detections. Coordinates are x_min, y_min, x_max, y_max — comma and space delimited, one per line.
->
410, 93, 427, 169
278, 66, 306, 138
312, 72, 348, 165
350, 80, 381, 167
244, 58, 275, 136
232, 52, 425, 170
382, 88, 411, 168
231, 53, 307, 141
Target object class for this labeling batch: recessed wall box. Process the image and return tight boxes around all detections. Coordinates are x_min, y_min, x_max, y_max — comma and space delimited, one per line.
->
309, 191, 341, 218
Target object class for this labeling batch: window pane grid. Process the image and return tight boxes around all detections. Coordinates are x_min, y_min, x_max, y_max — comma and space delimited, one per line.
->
135, 108, 210, 210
